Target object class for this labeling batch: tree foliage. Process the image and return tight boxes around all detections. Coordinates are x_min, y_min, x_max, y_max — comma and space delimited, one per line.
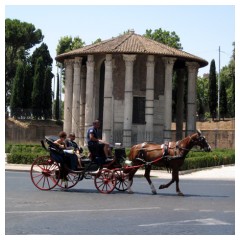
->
54, 73, 60, 120
219, 42, 235, 117
10, 61, 25, 118
56, 36, 85, 55
196, 76, 209, 120
6, 18, 53, 119
92, 38, 102, 44
208, 59, 218, 120
5, 18, 44, 110
43, 67, 53, 119
31, 43, 53, 69
144, 28, 183, 50
220, 80, 228, 119
32, 57, 45, 119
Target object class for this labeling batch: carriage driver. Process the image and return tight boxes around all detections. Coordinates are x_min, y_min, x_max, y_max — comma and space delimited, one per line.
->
86, 120, 111, 159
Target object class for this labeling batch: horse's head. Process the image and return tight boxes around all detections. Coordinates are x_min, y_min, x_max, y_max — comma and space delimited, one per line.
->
190, 130, 212, 152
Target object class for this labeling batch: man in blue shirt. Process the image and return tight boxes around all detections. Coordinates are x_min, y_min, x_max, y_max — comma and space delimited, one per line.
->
87, 120, 110, 159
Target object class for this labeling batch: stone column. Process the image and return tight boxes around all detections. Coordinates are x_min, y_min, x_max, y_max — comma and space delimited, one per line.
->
145, 55, 155, 142
102, 54, 113, 143
79, 65, 86, 146
162, 57, 176, 142
123, 54, 136, 147
84, 55, 95, 140
186, 62, 199, 135
63, 59, 74, 134
176, 68, 185, 140
72, 57, 82, 143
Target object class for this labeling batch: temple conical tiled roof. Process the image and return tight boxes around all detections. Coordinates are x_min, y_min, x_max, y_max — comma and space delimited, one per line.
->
55, 31, 208, 67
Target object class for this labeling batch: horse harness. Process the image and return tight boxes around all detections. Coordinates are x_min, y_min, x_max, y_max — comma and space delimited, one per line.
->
135, 137, 195, 167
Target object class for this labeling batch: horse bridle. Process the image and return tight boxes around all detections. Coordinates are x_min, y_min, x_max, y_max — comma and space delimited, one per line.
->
176, 135, 207, 152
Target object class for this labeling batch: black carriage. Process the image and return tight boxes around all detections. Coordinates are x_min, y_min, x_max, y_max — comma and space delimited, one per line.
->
30, 136, 132, 193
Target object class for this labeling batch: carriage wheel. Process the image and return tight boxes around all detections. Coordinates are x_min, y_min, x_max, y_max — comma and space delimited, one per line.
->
114, 170, 133, 191
30, 156, 60, 190
57, 169, 81, 189
94, 169, 116, 194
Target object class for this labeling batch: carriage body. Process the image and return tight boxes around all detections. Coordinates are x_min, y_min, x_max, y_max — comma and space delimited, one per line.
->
30, 136, 130, 193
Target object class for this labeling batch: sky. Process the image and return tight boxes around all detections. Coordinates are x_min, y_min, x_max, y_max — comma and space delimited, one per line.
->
4, 3, 235, 78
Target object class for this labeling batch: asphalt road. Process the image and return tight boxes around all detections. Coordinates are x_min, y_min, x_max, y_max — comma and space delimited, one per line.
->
5, 171, 235, 235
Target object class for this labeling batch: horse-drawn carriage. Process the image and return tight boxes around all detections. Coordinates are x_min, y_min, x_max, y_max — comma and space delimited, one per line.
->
30, 130, 211, 195
30, 136, 132, 194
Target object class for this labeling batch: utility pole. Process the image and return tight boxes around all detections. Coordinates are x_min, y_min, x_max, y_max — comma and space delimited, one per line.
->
218, 46, 221, 120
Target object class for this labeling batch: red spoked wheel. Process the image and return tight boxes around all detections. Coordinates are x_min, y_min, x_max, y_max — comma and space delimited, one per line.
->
30, 156, 60, 190
94, 169, 116, 194
114, 170, 133, 191
57, 169, 81, 189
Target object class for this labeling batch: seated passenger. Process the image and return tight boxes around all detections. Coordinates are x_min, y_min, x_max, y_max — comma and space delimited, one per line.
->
66, 132, 83, 169
52, 131, 79, 170
86, 120, 111, 160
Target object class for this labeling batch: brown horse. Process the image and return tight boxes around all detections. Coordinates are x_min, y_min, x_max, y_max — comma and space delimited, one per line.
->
124, 130, 211, 196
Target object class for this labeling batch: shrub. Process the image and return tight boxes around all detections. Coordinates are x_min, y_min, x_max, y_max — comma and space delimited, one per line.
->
6, 144, 235, 171
7, 152, 46, 164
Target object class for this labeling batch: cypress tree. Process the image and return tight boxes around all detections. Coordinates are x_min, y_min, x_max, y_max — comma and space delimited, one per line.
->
220, 81, 228, 120
32, 57, 44, 119
10, 61, 25, 118
208, 59, 217, 120
43, 66, 53, 119
22, 63, 33, 118
55, 73, 60, 120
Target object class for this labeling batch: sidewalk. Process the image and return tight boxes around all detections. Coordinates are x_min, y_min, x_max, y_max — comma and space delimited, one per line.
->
5, 162, 235, 180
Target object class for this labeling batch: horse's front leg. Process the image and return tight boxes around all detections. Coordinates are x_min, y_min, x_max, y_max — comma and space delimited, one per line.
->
144, 165, 157, 194
159, 169, 184, 196
173, 170, 184, 196
159, 178, 174, 190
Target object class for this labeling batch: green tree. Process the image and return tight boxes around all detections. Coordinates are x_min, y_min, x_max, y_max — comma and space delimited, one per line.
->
219, 42, 235, 117
208, 59, 218, 120
56, 36, 85, 55
32, 57, 45, 119
5, 18, 43, 110
31, 43, 53, 69
92, 38, 102, 44
220, 80, 228, 120
144, 28, 183, 50
31, 43, 53, 119
10, 61, 25, 118
54, 73, 60, 120
43, 67, 53, 119
22, 63, 33, 118
196, 76, 209, 120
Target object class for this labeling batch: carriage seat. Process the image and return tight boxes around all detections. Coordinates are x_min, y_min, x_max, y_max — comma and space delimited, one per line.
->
44, 136, 63, 153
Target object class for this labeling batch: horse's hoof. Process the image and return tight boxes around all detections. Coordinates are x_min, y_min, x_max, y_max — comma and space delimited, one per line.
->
159, 185, 164, 189
152, 191, 157, 195
177, 192, 184, 196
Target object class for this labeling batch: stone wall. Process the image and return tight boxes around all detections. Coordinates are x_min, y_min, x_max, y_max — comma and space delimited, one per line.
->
5, 119, 62, 143
5, 118, 235, 149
